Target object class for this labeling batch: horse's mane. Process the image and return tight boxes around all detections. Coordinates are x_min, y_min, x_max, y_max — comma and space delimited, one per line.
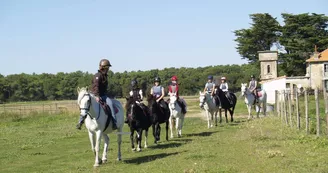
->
125, 96, 135, 110
146, 94, 156, 103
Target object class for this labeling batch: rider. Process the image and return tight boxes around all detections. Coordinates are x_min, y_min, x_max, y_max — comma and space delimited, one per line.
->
124, 79, 147, 123
249, 75, 258, 103
168, 75, 187, 114
203, 75, 219, 107
219, 77, 232, 105
76, 59, 117, 130
150, 76, 169, 114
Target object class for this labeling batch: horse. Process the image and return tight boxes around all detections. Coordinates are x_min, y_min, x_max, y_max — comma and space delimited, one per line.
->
168, 92, 186, 138
125, 97, 151, 152
77, 87, 124, 167
147, 94, 170, 144
199, 91, 220, 128
241, 83, 267, 119
215, 88, 237, 123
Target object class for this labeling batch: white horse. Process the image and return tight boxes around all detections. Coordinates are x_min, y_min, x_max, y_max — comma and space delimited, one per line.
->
168, 93, 186, 138
199, 91, 220, 128
241, 83, 267, 119
77, 87, 124, 167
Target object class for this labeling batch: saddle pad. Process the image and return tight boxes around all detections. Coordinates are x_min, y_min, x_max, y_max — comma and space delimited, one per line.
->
257, 92, 263, 98
113, 104, 119, 114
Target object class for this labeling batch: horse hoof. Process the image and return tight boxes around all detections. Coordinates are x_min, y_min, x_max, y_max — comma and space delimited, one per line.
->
132, 148, 136, 151
144, 145, 148, 148
117, 158, 122, 161
94, 163, 100, 167
137, 148, 141, 152
102, 159, 107, 164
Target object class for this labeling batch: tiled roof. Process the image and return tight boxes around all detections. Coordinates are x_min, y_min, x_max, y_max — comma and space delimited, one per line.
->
306, 48, 328, 62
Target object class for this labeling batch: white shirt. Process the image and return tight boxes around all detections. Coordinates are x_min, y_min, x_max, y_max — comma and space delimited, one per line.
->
219, 83, 229, 92
129, 90, 143, 100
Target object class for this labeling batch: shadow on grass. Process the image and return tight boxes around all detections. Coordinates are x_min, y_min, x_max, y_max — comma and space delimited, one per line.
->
148, 142, 182, 149
185, 131, 218, 137
227, 119, 247, 126
169, 138, 193, 143
124, 151, 186, 164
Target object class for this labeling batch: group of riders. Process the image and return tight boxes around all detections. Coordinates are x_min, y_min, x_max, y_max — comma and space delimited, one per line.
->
76, 59, 259, 130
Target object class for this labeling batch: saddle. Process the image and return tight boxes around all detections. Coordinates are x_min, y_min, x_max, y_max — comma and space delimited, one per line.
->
99, 100, 119, 116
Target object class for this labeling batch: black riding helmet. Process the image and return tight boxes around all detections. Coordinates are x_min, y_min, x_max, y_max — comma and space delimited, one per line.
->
154, 76, 161, 83
131, 79, 138, 88
251, 75, 255, 79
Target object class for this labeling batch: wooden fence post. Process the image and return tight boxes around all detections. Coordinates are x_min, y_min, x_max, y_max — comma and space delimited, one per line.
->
304, 89, 309, 134
295, 88, 300, 130
281, 90, 284, 122
284, 91, 288, 126
288, 90, 293, 127
275, 90, 279, 116
324, 85, 328, 137
315, 88, 320, 136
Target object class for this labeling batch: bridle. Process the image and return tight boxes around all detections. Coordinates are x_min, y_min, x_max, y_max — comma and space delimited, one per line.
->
78, 93, 101, 120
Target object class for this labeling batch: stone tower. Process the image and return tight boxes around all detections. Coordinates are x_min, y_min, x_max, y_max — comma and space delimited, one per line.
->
258, 51, 278, 81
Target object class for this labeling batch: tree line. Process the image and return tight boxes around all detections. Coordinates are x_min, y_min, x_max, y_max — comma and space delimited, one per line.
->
0, 64, 259, 102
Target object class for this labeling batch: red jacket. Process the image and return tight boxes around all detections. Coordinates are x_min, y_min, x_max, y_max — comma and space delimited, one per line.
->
168, 83, 179, 97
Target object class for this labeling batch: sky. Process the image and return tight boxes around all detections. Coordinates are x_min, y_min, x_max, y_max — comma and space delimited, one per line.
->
1, 0, 327, 76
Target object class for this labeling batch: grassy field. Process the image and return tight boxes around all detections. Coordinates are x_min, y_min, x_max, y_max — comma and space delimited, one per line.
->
1, 96, 328, 172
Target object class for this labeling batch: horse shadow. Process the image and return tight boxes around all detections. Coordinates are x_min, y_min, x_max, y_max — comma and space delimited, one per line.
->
169, 138, 193, 143
227, 119, 247, 126
185, 131, 219, 137
124, 151, 186, 164
147, 142, 182, 149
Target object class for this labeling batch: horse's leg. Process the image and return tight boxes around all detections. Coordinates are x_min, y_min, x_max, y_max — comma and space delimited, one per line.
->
152, 124, 157, 144
179, 115, 185, 137
137, 128, 142, 152
117, 126, 122, 161
130, 128, 136, 151
175, 117, 180, 137
256, 104, 260, 118
215, 111, 218, 127
263, 101, 267, 116
165, 120, 169, 141
144, 128, 149, 148
169, 116, 174, 139
219, 109, 222, 124
225, 109, 228, 123
206, 110, 210, 128
157, 123, 161, 141
93, 131, 102, 167
102, 134, 109, 163
231, 105, 235, 122
247, 104, 252, 120
88, 131, 96, 155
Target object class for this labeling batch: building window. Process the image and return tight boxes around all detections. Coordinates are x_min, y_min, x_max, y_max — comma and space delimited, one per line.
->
325, 80, 328, 92
267, 65, 271, 74
324, 64, 328, 77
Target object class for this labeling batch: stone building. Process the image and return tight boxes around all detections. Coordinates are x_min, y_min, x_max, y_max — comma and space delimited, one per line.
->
259, 47, 328, 104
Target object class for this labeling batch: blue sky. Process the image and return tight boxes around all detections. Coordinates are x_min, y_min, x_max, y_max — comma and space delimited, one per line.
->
1, 0, 327, 76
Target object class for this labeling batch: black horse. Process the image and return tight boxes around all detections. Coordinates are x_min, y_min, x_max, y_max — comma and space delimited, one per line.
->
147, 94, 170, 144
125, 97, 152, 151
215, 88, 237, 123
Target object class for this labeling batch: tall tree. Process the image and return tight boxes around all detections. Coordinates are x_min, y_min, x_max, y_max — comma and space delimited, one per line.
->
234, 13, 281, 63
279, 13, 328, 76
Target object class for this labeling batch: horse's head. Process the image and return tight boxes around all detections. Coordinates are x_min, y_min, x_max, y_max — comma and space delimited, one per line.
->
147, 94, 157, 112
77, 86, 92, 117
125, 96, 140, 121
168, 92, 178, 110
241, 83, 248, 96
199, 91, 207, 108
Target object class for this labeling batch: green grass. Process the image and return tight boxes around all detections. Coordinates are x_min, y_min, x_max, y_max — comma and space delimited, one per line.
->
1, 96, 328, 172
